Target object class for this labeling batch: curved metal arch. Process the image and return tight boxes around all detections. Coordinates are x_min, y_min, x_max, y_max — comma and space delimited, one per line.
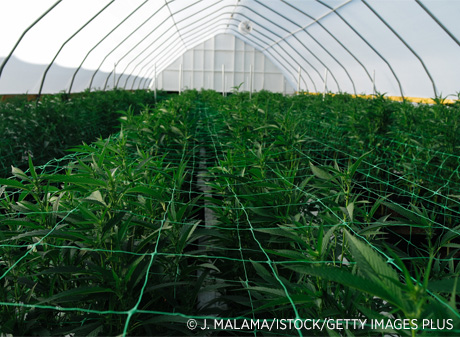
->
134, 16, 312, 93
281, 0, 374, 93
230, 24, 307, 92
137, 22, 283, 90
102, 5, 174, 90
316, 0, 405, 97
139, 25, 301, 92
68, 0, 150, 94
362, 0, 438, 97
114, 0, 204, 88
138, 22, 308, 94
0, 0, 62, 81
164, 0, 187, 48
209, 9, 317, 90
119, 0, 223, 89
231, 4, 341, 91
228, 11, 320, 91
110, 14, 176, 89
37, 1, 115, 99
415, 0, 460, 47
125, 3, 342, 93
129, 29, 185, 90
136, 39, 186, 90
120, 4, 314, 92
88, 3, 168, 91
127, 9, 314, 93
254, 0, 352, 94
122, 21, 180, 89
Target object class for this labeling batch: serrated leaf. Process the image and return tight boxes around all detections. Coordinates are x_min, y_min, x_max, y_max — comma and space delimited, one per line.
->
284, 264, 393, 304
382, 201, 422, 225
0, 178, 31, 191
344, 230, 403, 305
251, 261, 277, 286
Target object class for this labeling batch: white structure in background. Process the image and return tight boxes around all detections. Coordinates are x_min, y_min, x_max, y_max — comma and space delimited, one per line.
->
152, 34, 295, 94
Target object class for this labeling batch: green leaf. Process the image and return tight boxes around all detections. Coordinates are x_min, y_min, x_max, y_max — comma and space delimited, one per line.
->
170, 125, 184, 137
285, 263, 393, 301
125, 185, 162, 199
344, 230, 403, 305
44, 175, 107, 188
198, 263, 221, 273
440, 225, 460, 247
37, 286, 114, 304
84, 190, 107, 206
250, 293, 314, 314
11, 166, 29, 181
245, 286, 286, 297
1, 219, 41, 229
251, 261, 278, 286
346, 202, 354, 221
321, 224, 341, 259
28, 155, 38, 181
265, 249, 309, 261
6, 229, 88, 243
310, 162, 333, 180
347, 151, 372, 178
382, 201, 422, 225
176, 221, 200, 254
124, 255, 147, 286
428, 277, 460, 294
0, 178, 31, 191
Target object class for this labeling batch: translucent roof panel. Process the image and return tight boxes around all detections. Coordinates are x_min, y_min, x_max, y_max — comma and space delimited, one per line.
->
0, 0, 459, 99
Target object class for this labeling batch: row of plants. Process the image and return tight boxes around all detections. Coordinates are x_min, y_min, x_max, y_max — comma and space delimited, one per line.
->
197, 89, 460, 335
0, 89, 168, 177
0, 89, 458, 335
0, 92, 216, 336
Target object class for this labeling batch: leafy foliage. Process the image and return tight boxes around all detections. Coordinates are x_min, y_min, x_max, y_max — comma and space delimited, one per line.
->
0, 89, 459, 336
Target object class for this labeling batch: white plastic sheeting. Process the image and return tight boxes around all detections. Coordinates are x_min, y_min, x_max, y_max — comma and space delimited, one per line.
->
154, 34, 295, 94
0, 0, 458, 98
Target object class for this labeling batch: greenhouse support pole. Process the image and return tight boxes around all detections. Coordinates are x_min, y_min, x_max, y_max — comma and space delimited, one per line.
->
250, 64, 253, 99
179, 63, 182, 95
372, 70, 376, 97
323, 68, 328, 99
283, 78, 286, 96
0, 0, 62, 81
222, 64, 225, 96
37, 0, 115, 99
154, 63, 157, 102
297, 66, 301, 94
114, 63, 117, 89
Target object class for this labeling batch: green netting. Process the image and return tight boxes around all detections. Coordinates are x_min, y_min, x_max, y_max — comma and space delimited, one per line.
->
0, 90, 459, 336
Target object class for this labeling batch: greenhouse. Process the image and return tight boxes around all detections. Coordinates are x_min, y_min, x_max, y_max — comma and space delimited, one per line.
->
0, 1, 459, 336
